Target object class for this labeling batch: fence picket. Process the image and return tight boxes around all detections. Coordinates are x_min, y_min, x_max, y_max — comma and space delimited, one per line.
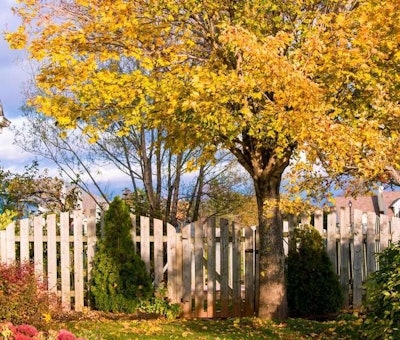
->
140, 216, 150, 273
19, 218, 29, 262
339, 207, 350, 307
207, 217, 216, 318
194, 220, 205, 317
353, 210, 363, 309
366, 212, 377, 275
73, 211, 84, 312
6, 222, 15, 264
60, 212, 71, 310
232, 221, 241, 316
153, 218, 163, 288
182, 223, 192, 318
220, 219, 229, 317
47, 214, 57, 294
33, 216, 43, 277
244, 226, 254, 316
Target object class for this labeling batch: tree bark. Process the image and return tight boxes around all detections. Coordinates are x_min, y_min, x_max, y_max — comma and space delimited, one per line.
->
254, 173, 288, 319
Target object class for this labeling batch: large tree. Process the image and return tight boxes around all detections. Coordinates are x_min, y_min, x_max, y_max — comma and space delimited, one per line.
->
7, 0, 400, 318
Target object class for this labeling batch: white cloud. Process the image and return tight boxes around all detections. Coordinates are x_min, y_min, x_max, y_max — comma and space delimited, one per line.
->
0, 117, 35, 168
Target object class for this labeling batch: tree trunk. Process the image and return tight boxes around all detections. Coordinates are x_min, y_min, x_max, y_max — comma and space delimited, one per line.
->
254, 174, 288, 319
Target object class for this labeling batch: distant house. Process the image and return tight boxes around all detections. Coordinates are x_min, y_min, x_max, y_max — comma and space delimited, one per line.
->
0, 101, 10, 132
76, 190, 109, 221
335, 188, 400, 218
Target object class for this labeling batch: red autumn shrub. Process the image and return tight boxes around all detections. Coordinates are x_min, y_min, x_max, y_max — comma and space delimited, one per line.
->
0, 261, 58, 327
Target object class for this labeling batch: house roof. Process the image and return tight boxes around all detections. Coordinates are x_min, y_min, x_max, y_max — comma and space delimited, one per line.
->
335, 191, 400, 218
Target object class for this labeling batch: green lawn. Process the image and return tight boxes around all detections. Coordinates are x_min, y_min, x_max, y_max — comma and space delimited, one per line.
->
53, 313, 364, 339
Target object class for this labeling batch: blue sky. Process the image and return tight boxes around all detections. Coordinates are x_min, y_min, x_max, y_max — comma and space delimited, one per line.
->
0, 1, 132, 194
0, 0, 36, 171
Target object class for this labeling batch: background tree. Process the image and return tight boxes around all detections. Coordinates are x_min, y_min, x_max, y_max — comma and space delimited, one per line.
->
0, 162, 78, 217
7, 0, 400, 319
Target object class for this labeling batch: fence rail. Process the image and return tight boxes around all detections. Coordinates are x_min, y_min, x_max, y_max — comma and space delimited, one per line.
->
1, 207, 399, 316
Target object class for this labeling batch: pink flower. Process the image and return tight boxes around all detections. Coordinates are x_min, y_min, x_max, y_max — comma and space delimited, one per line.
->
14, 334, 37, 340
57, 329, 77, 340
16, 325, 39, 337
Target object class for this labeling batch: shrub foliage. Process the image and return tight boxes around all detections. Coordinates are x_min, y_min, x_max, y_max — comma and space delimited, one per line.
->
363, 241, 400, 340
286, 226, 343, 318
0, 261, 55, 327
90, 196, 153, 312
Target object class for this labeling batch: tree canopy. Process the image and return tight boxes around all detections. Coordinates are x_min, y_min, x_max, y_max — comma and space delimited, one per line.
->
7, 0, 400, 319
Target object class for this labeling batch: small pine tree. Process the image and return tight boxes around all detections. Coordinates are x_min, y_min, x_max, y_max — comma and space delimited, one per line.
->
286, 225, 343, 318
90, 196, 153, 312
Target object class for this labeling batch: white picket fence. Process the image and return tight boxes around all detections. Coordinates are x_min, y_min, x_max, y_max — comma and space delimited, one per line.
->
1, 207, 399, 316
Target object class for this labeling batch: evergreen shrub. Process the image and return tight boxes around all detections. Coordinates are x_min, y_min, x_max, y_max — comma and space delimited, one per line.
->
286, 225, 343, 318
90, 196, 152, 312
363, 241, 400, 340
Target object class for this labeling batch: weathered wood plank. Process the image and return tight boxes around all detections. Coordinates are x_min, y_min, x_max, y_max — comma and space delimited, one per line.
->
130, 214, 136, 252
19, 218, 30, 262
392, 217, 400, 243
206, 217, 216, 318
194, 220, 205, 317
47, 214, 57, 294
140, 216, 151, 273
86, 215, 97, 284
60, 212, 71, 310
353, 209, 363, 309
33, 216, 44, 278
181, 223, 192, 318
220, 219, 229, 317
314, 210, 324, 236
327, 210, 338, 274
366, 212, 377, 275
153, 218, 164, 288
73, 210, 84, 312
0, 230, 5, 263
232, 221, 241, 317
244, 226, 254, 316
6, 222, 15, 264
339, 207, 350, 308
167, 223, 179, 304
380, 214, 390, 250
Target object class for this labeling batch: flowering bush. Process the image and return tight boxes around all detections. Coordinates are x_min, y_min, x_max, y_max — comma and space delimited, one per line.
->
0, 262, 58, 327
0, 323, 84, 340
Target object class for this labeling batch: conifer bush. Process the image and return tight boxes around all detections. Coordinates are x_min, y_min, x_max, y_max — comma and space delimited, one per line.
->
90, 197, 152, 313
363, 241, 400, 340
286, 225, 343, 318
